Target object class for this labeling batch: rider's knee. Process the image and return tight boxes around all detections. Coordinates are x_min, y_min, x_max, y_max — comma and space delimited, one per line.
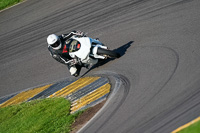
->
70, 66, 77, 75
69, 66, 79, 77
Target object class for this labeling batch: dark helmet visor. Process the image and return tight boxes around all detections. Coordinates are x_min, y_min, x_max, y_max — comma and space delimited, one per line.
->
51, 40, 60, 48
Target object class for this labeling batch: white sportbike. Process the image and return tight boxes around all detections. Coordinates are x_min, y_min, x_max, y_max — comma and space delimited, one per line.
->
64, 35, 120, 69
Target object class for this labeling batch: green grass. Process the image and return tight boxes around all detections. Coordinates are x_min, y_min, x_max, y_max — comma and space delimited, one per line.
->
0, 97, 83, 133
0, 0, 23, 11
178, 120, 200, 133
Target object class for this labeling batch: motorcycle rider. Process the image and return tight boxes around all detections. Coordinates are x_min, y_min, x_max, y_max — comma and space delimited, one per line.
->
47, 30, 84, 77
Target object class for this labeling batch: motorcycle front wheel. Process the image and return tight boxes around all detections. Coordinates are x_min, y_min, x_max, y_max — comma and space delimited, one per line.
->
97, 48, 120, 58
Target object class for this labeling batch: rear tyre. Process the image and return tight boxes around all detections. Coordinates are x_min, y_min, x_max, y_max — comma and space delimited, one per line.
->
97, 48, 120, 58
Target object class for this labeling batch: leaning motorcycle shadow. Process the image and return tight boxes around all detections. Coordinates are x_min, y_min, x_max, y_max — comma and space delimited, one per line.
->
81, 41, 134, 77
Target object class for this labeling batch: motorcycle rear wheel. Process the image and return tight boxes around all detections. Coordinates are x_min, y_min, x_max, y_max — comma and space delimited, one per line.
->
97, 48, 120, 58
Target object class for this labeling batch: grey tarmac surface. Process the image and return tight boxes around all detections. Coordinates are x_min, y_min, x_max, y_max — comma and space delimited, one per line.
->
1, 0, 200, 132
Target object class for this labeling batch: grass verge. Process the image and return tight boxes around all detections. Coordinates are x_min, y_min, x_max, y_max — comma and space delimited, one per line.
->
178, 120, 200, 133
0, 97, 83, 133
0, 0, 23, 11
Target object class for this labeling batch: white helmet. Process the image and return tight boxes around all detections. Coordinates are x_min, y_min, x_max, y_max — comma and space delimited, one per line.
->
47, 34, 62, 49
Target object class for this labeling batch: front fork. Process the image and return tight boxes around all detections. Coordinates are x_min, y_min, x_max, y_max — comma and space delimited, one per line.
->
89, 37, 108, 59
91, 45, 108, 59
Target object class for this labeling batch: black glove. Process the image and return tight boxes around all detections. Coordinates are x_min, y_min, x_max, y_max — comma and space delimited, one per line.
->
75, 30, 84, 37
68, 56, 82, 66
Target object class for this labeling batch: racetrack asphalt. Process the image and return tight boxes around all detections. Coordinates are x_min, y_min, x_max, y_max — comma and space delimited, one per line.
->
1, 0, 200, 132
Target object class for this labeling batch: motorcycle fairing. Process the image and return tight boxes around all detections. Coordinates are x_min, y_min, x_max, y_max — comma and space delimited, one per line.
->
69, 37, 91, 60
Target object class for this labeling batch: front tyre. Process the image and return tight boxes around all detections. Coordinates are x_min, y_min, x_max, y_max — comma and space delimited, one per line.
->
97, 48, 120, 58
